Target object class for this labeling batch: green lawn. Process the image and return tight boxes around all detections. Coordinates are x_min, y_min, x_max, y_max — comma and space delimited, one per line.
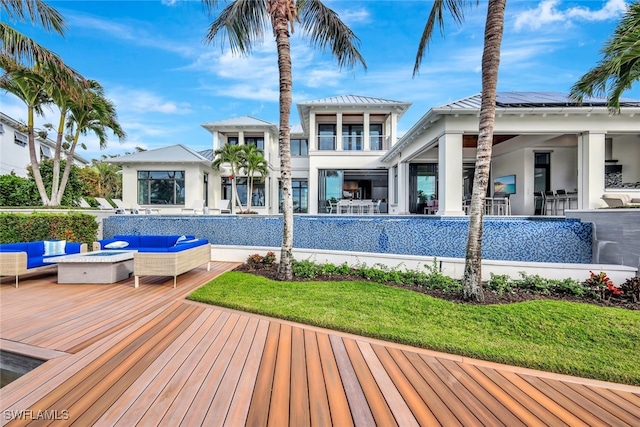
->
188, 271, 640, 385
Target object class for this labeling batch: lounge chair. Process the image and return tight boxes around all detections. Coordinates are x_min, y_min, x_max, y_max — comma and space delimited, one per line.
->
78, 197, 92, 208
181, 199, 205, 215
95, 197, 116, 210
601, 193, 640, 208
112, 198, 131, 213
210, 199, 231, 214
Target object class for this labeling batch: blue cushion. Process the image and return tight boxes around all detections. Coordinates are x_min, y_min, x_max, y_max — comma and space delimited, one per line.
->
65, 242, 83, 254
26, 241, 45, 257
0, 243, 28, 252
167, 239, 209, 252
27, 256, 50, 269
113, 235, 141, 247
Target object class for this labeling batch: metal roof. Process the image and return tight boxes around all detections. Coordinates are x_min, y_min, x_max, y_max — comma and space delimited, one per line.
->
201, 116, 278, 133
107, 144, 211, 165
198, 149, 213, 161
297, 94, 412, 133
437, 92, 640, 111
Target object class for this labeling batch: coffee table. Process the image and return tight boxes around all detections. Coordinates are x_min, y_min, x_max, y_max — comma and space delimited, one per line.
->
44, 250, 137, 284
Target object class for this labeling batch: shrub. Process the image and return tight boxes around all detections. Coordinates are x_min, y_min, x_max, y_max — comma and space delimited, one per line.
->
551, 278, 588, 297
514, 272, 552, 294
423, 260, 461, 293
246, 253, 264, 267
621, 276, 640, 302
292, 259, 320, 279
585, 271, 622, 301
0, 212, 98, 244
486, 273, 515, 295
263, 251, 276, 265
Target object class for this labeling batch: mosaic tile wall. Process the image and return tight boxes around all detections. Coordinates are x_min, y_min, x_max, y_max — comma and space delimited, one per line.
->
103, 215, 593, 263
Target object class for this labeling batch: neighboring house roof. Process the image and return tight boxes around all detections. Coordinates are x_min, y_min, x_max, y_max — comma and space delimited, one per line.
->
201, 116, 278, 133
0, 112, 90, 165
198, 149, 213, 161
297, 94, 412, 134
381, 91, 640, 163
290, 124, 304, 135
106, 144, 211, 165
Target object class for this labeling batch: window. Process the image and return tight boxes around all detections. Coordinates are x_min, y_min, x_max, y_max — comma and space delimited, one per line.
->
246, 137, 264, 151
279, 179, 308, 213
14, 132, 27, 147
410, 164, 438, 213
291, 139, 308, 156
318, 124, 336, 150
342, 124, 363, 150
370, 124, 383, 150
222, 177, 265, 207
534, 152, 551, 192
137, 171, 185, 205
228, 136, 239, 146
40, 145, 52, 159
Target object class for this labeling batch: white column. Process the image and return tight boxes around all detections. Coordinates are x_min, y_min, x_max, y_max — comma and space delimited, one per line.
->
398, 161, 410, 214
363, 113, 370, 151
437, 132, 464, 215
238, 131, 245, 145
262, 131, 270, 162
389, 113, 398, 149
336, 113, 343, 151
577, 132, 606, 209
309, 113, 316, 150
213, 131, 219, 151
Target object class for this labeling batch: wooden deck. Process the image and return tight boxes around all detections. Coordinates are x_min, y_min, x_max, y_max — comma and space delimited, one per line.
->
1, 264, 639, 426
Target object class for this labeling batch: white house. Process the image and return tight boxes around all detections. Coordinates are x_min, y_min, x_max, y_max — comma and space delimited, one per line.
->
0, 112, 90, 177
109, 92, 640, 215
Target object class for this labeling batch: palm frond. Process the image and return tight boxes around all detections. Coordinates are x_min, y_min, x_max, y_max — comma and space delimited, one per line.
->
413, 0, 477, 76
298, 0, 366, 70
1, 0, 66, 35
570, 2, 640, 111
203, 0, 270, 55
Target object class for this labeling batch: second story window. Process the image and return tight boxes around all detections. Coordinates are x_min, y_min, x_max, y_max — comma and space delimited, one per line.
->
291, 139, 308, 156
370, 124, 384, 150
228, 136, 239, 146
246, 137, 264, 151
318, 124, 336, 150
14, 132, 27, 147
342, 124, 363, 150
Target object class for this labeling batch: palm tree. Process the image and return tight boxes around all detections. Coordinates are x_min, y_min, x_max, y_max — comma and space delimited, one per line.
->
414, 0, 507, 301
213, 143, 246, 213
202, 0, 366, 280
570, 2, 640, 111
240, 144, 269, 213
0, 55, 53, 204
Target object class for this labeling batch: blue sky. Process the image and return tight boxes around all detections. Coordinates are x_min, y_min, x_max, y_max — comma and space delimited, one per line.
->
2, 0, 638, 161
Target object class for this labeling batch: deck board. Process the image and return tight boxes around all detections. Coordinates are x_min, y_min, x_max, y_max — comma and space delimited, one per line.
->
2, 261, 640, 426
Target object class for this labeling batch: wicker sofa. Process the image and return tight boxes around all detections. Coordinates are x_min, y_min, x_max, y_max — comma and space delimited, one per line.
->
0, 240, 88, 287
93, 235, 211, 288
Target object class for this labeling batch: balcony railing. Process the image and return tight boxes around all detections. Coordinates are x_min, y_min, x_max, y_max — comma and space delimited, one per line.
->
317, 135, 390, 151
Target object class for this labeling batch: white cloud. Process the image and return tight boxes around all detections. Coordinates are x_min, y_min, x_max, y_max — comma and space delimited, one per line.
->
109, 88, 192, 115
514, 0, 628, 31
336, 8, 371, 25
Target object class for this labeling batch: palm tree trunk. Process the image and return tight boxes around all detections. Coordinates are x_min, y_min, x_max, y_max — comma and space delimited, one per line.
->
462, 0, 506, 302
272, 10, 294, 281
27, 106, 51, 205
51, 111, 66, 205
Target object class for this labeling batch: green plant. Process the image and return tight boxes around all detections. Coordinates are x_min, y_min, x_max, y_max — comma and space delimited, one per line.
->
621, 276, 640, 302
423, 260, 461, 293
0, 212, 98, 244
551, 278, 588, 297
246, 253, 264, 267
485, 273, 515, 295
292, 258, 320, 279
263, 251, 276, 265
514, 272, 552, 294
585, 271, 622, 301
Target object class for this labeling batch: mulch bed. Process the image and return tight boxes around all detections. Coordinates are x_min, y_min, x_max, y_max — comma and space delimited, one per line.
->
234, 264, 640, 311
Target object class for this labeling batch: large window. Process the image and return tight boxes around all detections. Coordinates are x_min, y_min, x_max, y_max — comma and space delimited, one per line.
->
279, 179, 308, 213
342, 124, 363, 150
228, 136, 239, 146
409, 164, 438, 213
534, 152, 551, 192
291, 139, 308, 156
246, 137, 264, 151
318, 124, 336, 150
319, 169, 388, 212
370, 124, 384, 150
138, 171, 185, 205
222, 177, 265, 207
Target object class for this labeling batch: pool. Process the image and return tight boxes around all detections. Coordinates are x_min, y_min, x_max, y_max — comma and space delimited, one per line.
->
103, 215, 593, 264
0, 351, 44, 388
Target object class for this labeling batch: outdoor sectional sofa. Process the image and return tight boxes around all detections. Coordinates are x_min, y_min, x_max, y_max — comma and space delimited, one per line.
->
92, 234, 211, 288
0, 240, 88, 287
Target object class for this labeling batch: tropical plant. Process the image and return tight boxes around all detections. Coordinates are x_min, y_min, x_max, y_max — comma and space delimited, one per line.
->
414, 0, 507, 301
202, 0, 366, 280
570, 2, 640, 111
212, 143, 246, 213
27, 158, 85, 206
0, 0, 85, 90
239, 144, 269, 213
